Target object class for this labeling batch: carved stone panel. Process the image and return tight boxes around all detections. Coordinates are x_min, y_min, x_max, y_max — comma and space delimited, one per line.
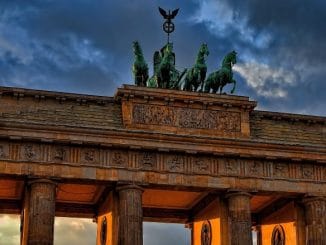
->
22, 144, 40, 161
52, 147, 67, 162
81, 148, 99, 164
300, 164, 314, 180
138, 152, 157, 170
223, 158, 240, 175
246, 160, 264, 177
193, 157, 210, 174
273, 162, 289, 178
110, 150, 128, 167
165, 154, 184, 172
132, 104, 241, 132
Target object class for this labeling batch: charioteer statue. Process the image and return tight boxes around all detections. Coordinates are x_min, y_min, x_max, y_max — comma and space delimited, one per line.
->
132, 7, 237, 94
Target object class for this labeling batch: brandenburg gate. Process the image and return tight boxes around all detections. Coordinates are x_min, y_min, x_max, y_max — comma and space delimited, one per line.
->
0, 84, 325, 244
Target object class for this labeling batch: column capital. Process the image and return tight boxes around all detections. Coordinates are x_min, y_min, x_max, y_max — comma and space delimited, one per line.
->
116, 184, 144, 193
27, 178, 57, 187
225, 191, 252, 199
302, 196, 326, 205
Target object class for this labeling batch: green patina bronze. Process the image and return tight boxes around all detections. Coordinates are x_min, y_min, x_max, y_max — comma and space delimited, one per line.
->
148, 43, 186, 89
183, 43, 209, 92
132, 41, 149, 87
131, 7, 238, 94
132, 43, 237, 94
204, 50, 237, 94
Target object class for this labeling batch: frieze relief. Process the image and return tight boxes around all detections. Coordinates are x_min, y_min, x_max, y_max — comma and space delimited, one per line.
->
193, 157, 211, 174
273, 163, 289, 178
132, 104, 241, 132
81, 148, 99, 164
0, 141, 325, 184
22, 144, 41, 161
52, 147, 66, 162
138, 152, 157, 170
246, 160, 264, 176
110, 150, 128, 167
165, 154, 184, 172
301, 164, 314, 180
223, 158, 240, 175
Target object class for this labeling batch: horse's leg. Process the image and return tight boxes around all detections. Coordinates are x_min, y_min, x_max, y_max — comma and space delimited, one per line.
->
219, 84, 223, 94
230, 79, 236, 94
184, 78, 189, 91
203, 81, 209, 93
199, 81, 204, 92
219, 77, 226, 94
157, 75, 162, 88
194, 84, 198, 92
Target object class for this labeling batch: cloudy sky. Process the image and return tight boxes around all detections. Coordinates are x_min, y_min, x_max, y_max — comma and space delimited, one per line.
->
0, 0, 325, 244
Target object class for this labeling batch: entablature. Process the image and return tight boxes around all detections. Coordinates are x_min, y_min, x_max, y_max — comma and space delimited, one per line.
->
1, 138, 326, 196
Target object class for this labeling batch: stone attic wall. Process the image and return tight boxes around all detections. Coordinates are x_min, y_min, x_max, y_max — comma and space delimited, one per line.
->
0, 87, 325, 148
250, 111, 325, 146
0, 90, 122, 130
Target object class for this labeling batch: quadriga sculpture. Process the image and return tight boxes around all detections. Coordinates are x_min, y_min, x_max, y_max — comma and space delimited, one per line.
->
132, 41, 149, 87
148, 43, 186, 89
204, 51, 237, 94
183, 43, 209, 92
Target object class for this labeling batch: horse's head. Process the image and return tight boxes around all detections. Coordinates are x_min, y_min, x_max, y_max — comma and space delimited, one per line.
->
200, 43, 209, 57
132, 41, 141, 55
228, 50, 237, 66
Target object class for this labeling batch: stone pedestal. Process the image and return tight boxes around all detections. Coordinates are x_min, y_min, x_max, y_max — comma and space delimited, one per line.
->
26, 179, 56, 245
117, 184, 143, 245
226, 192, 252, 245
303, 197, 326, 245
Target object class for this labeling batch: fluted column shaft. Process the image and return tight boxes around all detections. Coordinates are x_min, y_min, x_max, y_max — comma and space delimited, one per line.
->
226, 192, 252, 245
303, 197, 326, 245
27, 179, 56, 245
117, 184, 143, 245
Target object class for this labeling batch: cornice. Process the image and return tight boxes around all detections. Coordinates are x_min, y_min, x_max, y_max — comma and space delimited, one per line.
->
0, 86, 115, 105
0, 121, 325, 162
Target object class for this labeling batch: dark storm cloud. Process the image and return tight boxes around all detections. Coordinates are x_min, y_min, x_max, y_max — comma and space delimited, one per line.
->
0, 0, 203, 95
0, 0, 325, 114
194, 0, 326, 115
241, 0, 326, 115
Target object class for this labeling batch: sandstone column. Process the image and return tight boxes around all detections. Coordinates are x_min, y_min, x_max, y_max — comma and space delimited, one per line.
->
117, 184, 143, 245
27, 179, 56, 245
302, 197, 326, 245
226, 192, 252, 245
